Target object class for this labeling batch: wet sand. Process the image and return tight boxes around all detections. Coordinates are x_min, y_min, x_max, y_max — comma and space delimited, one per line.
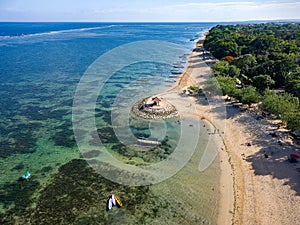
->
154, 42, 235, 224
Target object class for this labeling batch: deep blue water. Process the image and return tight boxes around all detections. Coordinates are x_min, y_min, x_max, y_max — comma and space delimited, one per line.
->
0, 22, 220, 224
0, 22, 112, 37
0, 23, 215, 81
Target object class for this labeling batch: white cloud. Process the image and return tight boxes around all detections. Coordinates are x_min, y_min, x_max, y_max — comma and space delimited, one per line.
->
0, 0, 299, 22
136, 1, 300, 21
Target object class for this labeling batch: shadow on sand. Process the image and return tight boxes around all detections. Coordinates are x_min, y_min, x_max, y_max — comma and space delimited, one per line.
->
212, 101, 300, 196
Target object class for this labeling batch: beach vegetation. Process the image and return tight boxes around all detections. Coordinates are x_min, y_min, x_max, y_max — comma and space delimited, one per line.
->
205, 23, 300, 130
232, 54, 257, 78
205, 23, 300, 88
285, 69, 300, 98
212, 61, 240, 77
234, 86, 260, 106
252, 74, 275, 93
188, 86, 203, 94
263, 90, 299, 117
215, 76, 237, 96
285, 112, 300, 131
248, 34, 279, 55
204, 25, 241, 58
262, 90, 300, 130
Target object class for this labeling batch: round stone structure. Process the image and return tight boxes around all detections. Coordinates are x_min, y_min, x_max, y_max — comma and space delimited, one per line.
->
131, 96, 178, 120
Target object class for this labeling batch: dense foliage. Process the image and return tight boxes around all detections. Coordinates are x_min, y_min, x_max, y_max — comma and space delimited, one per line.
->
234, 86, 260, 105
204, 23, 300, 130
263, 90, 300, 130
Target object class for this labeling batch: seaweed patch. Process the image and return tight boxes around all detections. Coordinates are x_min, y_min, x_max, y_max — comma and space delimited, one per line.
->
52, 128, 76, 148
23, 159, 156, 224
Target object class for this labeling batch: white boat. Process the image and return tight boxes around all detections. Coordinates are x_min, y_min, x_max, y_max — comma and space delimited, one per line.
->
137, 137, 160, 145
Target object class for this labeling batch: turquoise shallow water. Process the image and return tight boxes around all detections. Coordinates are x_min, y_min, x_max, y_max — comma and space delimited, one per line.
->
0, 22, 221, 224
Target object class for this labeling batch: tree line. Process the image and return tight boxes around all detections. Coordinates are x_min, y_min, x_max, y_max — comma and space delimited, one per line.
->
203, 23, 300, 131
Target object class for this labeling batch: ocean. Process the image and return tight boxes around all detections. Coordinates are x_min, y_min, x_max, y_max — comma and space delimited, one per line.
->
0, 22, 220, 224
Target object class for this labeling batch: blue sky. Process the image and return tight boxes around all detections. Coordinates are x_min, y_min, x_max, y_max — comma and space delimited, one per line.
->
0, 0, 299, 22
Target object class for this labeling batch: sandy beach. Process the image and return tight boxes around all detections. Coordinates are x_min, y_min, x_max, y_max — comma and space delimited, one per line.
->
155, 37, 300, 224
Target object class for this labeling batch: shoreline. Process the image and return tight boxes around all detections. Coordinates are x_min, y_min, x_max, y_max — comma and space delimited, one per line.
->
173, 34, 300, 225
169, 39, 235, 223
141, 34, 235, 224
132, 30, 300, 224
174, 43, 235, 224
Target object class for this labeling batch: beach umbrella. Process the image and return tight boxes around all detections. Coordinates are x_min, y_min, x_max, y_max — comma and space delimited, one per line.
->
290, 154, 299, 159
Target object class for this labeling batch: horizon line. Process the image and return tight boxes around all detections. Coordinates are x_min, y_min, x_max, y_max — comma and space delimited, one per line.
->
1, 19, 300, 23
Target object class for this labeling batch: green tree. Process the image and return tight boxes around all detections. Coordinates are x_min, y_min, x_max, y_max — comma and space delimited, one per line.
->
269, 53, 298, 87
252, 59, 275, 80
285, 70, 300, 98
237, 34, 256, 47
252, 74, 275, 93
249, 34, 279, 54
285, 112, 300, 131
212, 61, 240, 77
232, 54, 256, 75
280, 40, 299, 54
188, 86, 203, 95
204, 23, 300, 109
263, 90, 299, 119
239, 86, 260, 105
211, 40, 240, 59
216, 76, 237, 96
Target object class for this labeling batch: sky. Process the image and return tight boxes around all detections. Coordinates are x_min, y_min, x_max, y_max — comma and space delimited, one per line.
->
0, 0, 299, 22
